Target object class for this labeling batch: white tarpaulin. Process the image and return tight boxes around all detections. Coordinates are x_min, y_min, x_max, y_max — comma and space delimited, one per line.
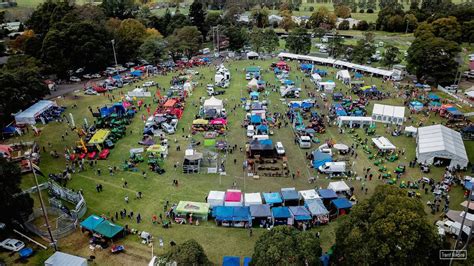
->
15, 100, 56, 125
244, 193, 263, 206
203, 96, 223, 112
416, 125, 468, 168
372, 104, 405, 125
128, 88, 151, 97
328, 181, 350, 193
405, 126, 418, 133
207, 191, 225, 207
248, 78, 259, 88
336, 116, 374, 128
311, 73, 322, 82
372, 136, 396, 150
299, 189, 320, 201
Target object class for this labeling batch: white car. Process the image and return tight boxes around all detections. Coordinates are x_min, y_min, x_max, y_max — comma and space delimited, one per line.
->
0, 239, 25, 252
275, 142, 285, 155
161, 123, 175, 134
245, 73, 251, 80
82, 74, 92, 79
75, 67, 84, 74
84, 88, 98, 95
92, 73, 101, 78
70, 76, 81, 82
143, 81, 156, 87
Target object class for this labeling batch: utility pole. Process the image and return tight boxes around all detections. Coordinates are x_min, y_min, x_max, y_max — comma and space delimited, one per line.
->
111, 39, 118, 67
30, 153, 57, 251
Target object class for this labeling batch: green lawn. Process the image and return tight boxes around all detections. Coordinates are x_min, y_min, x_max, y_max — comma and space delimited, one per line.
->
1, 59, 473, 264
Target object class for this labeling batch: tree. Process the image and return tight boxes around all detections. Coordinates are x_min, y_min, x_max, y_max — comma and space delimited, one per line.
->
351, 32, 375, 63
329, 32, 345, 58
165, 239, 210, 265
379, 0, 399, 10
334, 5, 352, 18
431, 16, 462, 43
462, 20, 474, 44
309, 7, 337, 30
286, 27, 311, 54
358, 0, 367, 10
338, 20, 350, 30
381, 45, 400, 66
139, 36, 167, 64
407, 34, 461, 85
404, 13, 418, 33
262, 28, 279, 53
189, 1, 208, 39
249, 27, 265, 53
205, 12, 222, 28
335, 185, 443, 265
251, 5, 270, 28
376, 6, 405, 31
225, 26, 248, 52
114, 19, 148, 62
100, 0, 137, 19
280, 11, 296, 31
356, 20, 369, 30
252, 226, 322, 265
26, 0, 73, 36
0, 56, 48, 125
166, 26, 202, 59
0, 158, 34, 226
366, 0, 376, 10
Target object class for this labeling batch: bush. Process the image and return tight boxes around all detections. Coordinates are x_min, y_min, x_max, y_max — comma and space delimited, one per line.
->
356, 20, 369, 31
309, 6, 314, 12
338, 20, 350, 30
367, 8, 374, 13
359, 9, 365, 13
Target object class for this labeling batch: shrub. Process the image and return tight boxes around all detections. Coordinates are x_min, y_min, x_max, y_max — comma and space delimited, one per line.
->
367, 8, 374, 13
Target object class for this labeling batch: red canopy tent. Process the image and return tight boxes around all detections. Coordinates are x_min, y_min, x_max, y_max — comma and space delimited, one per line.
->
163, 99, 177, 108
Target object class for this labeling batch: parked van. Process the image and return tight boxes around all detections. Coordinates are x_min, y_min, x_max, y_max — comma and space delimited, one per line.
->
298, 136, 312, 148
252, 135, 269, 141
247, 125, 255, 137
318, 162, 346, 174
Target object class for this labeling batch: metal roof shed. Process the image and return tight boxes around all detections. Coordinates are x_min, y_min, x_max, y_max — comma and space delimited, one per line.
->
45, 252, 87, 266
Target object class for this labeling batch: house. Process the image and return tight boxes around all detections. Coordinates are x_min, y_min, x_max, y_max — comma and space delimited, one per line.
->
336, 18, 360, 28
268, 15, 283, 25
237, 14, 250, 23
0, 22, 21, 32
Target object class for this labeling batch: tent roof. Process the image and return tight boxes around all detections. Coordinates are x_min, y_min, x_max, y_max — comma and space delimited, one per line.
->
305, 199, 329, 216
80, 214, 104, 231
88, 129, 110, 144
15, 100, 55, 124
244, 193, 263, 206
223, 256, 240, 266
262, 192, 283, 204
289, 206, 312, 220
248, 78, 259, 87
280, 188, 299, 201
213, 206, 250, 221
337, 70, 351, 79
204, 96, 223, 108
299, 189, 320, 200
193, 119, 209, 125
208, 191, 225, 201
372, 104, 405, 119
372, 136, 396, 150
94, 220, 123, 238
417, 125, 468, 167
328, 181, 350, 192
249, 204, 272, 218
405, 126, 418, 133
318, 189, 338, 199
225, 190, 242, 202
272, 206, 291, 219
45, 252, 87, 266
175, 201, 210, 216
332, 198, 353, 209
163, 99, 177, 108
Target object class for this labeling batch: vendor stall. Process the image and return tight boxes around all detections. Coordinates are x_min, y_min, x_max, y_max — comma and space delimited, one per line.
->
372, 136, 396, 150
289, 206, 312, 226
331, 198, 353, 217
244, 193, 263, 206
207, 191, 225, 207
94, 220, 124, 239
262, 192, 283, 206
175, 201, 210, 221
14, 100, 57, 125
225, 190, 243, 207
249, 204, 272, 227
272, 206, 292, 226
80, 215, 105, 232
299, 189, 320, 202
213, 206, 251, 227
88, 129, 111, 145
203, 97, 224, 113
327, 181, 351, 194
305, 199, 329, 225
372, 104, 405, 125
336, 70, 351, 84
281, 188, 299, 206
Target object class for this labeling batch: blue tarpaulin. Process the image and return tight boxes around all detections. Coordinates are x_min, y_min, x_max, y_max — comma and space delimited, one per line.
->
447, 108, 463, 116
312, 151, 332, 168
300, 64, 313, 70
112, 75, 122, 80
428, 93, 440, 101
284, 79, 295, 85
274, 67, 281, 74
249, 204, 272, 218
464, 180, 473, 190
281, 189, 299, 201
318, 189, 337, 199
314, 69, 327, 75
243, 257, 252, 266
263, 192, 283, 205
131, 70, 142, 77
257, 125, 268, 133
333, 104, 347, 116
213, 206, 251, 222
250, 91, 259, 98
410, 101, 424, 110
250, 115, 262, 124
332, 198, 353, 209
354, 73, 363, 78
222, 256, 240, 266
272, 206, 291, 219
305, 199, 329, 216
302, 102, 313, 109
289, 206, 312, 221
290, 102, 300, 109
80, 215, 105, 231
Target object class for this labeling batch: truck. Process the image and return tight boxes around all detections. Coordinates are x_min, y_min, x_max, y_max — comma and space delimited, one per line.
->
318, 162, 346, 174
206, 85, 225, 96
435, 220, 471, 237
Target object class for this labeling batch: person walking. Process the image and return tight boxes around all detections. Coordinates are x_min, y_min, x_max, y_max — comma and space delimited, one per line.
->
125, 196, 129, 204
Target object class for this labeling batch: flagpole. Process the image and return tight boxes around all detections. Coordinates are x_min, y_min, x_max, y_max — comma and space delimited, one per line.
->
30, 153, 57, 251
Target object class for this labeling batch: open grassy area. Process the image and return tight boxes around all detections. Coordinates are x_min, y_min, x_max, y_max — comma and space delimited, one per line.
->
1, 59, 473, 264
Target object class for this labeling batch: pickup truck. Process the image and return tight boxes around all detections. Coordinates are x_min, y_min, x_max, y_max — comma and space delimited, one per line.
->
0, 239, 25, 252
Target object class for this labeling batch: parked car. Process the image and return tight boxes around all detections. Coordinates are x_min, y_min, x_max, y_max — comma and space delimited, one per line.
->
0, 239, 25, 252
91, 73, 102, 78
161, 123, 175, 134
84, 88, 98, 95
70, 76, 81, 82
82, 74, 92, 79
275, 142, 285, 155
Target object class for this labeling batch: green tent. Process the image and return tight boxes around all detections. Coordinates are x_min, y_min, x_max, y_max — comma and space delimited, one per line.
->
204, 139, 216, 147
175, 201, 210, 221
94, 220, 124, 238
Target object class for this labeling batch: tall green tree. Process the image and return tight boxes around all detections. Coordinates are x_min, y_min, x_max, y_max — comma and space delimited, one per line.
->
431, 16, 462, 43
225, 26, 248, 52
251, 5, 269, 28
407, 31, 461, 85
335, 185, 443, 265
189, 1, 208, 39
165, 239, 210, 265
26, 0, 73, 36
166, 26, 202, 59
351, 32, 376, 63
100, 0, 137, 19
250, 27, 265, 53
252, 226, 322, 265
309, 7, 337, 30
462, 20, 474, 44
262, 28, 279, 53
286, 27, 311, 54
381, 45, 400, 66
114, 18, 148, 62
139, 36, 167, 64
0, 158, 34, 226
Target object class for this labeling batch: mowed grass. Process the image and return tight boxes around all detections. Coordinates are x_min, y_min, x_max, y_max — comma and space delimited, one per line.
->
1, 59, 473, 264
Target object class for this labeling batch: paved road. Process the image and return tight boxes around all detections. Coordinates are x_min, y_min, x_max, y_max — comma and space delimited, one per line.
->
45, 82, 85, 99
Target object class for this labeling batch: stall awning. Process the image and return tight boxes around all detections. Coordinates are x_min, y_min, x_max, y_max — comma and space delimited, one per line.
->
318, 189, 337, 199
305, 199, 329, 216
94, 220, 123, 238
289, 206, 312, 221
263, 192, 283, 205
249, 204, 272, 218
281, 188, 299, 201
299, 189, 320, 201
272, 206, 291, 219
80, 215, 104, 231
372, 136, 396, 150
332, 198, 353, 209
193, 119, 209, 125
88, 129, 111, 144
175, 201, 210, 216
225, 190, 242, 203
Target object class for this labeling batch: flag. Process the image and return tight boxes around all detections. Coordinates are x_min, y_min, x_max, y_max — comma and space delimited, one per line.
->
31, 162, 45, 177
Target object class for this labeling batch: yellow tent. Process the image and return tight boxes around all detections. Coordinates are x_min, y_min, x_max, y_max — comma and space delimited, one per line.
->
192, 119, 209, 125
88, 129, 111, 144
147, 145, 166, 154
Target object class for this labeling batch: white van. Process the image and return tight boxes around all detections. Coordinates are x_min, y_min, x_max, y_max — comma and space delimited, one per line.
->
252, 135, 269, 141
299, 136, 312, 148
247, 125, 255, 137
318, 162, 346, 174
275, 142, 285, 155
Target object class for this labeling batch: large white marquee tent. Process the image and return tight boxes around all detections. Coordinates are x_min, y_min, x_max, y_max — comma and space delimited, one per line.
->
416, 125, 468, 168
372, 104, 405, 125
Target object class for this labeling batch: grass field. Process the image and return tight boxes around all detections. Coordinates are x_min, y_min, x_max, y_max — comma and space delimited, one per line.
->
1, 58, 473, 265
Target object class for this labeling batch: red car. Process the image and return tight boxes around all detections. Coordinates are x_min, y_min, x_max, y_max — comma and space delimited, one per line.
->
88, 151, 97, 159
93, 86, 108, 93
99, 149, 110, 160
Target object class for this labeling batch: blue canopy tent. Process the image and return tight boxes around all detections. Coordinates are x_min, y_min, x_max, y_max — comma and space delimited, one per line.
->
428, 93, 440, 101
256, 125, 268, 134
290, 102, 301, 109
249, 204, 272, 218
312, 151, 332, 168
131, 70, 142, 77
314, 69, 327, 76
250, 91, 259, 99
243, 257, 252, 266
222, 256, 240, 266
284, 79, 295, 85
213, 206, 233, 220
415, 83, 425, 88
447, 107, 464, 118
94, 220, 124, 238
333, 92, 344, 101
300, 64, 313, 71
331, 198, 353, 216
354, 72, 363, 78
272, 206, 292, 225
280, 188, 299, 206
305, 199, 329, 225
274, 67, 281, 74
112, 75, 122, 80
2, 125, 18, 136
250, 115, 262, 125
262, 192, 283, 206
289, 206, 312, 221
333, 104, 347, 116
80, 215, 104, 231
213, 206, 251, 224
257, 80, 266, 86
301, 102, 313, 109
318, 189, 337, 199
409, 101, 424, 111
429, 101, 442, 108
